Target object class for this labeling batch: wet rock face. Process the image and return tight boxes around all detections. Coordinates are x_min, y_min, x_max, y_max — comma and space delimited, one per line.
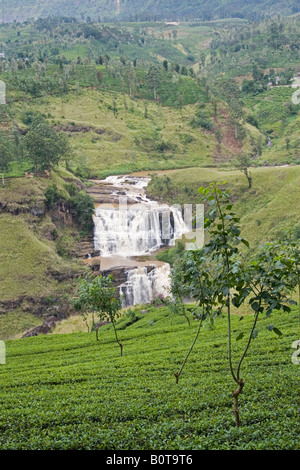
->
101, 267, 129, 285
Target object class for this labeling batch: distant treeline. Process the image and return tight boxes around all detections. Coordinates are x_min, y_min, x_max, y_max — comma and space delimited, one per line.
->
0, 0, 299, 24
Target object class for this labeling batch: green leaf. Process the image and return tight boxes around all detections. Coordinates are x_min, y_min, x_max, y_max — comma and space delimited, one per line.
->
272, 327, 283, 337
251, 329, 258, 339
236, 332, 244, 341
251, 301, 260, 312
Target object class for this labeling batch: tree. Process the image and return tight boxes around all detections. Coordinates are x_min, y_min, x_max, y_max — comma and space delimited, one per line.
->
169, 249, 224, 384
145, 65, 161, 100
0, 130, 13, 186
220, 78, 244, 138
72, 275, 123, 355
69, 190, 95, 231
199, 183, 294, 427
266, 231, 300, 327
166, 259, 192, 327
234, 152, 253, 188
124, 65, 137, 97
97, 69, 103, 84
252, 64, 264, 83
24, 117, 69, 174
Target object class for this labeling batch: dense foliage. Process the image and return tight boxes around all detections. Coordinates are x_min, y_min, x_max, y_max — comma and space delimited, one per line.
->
0, 306, 298, 450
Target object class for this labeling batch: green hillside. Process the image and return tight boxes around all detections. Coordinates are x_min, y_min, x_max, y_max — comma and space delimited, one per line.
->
1, 17, 298, 170
147, 165, 300, 247
0, 164, 299, 341
0, 305, 298, 450
0, 170, 90, 340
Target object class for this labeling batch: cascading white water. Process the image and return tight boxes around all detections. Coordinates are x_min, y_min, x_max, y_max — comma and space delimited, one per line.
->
119, 264, 171, 307
93, 175, 188, 257
93, 204, 185, 257
92, 175, 188, 306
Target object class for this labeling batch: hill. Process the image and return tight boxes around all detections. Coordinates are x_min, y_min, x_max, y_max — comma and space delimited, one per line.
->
0, 0, 299, 23
0, 169, 91, 340
1, 17, 298, 169
0, 17, 299, 341
0, 305, 298, 449
1, 164, 299, 341
147, 165, 300, 247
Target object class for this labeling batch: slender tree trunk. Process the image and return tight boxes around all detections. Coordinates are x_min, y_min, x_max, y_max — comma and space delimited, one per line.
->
244, 168, 252, 188
233, 305, 260, 426
232, 379, 244, 427
2, 172, 4, 186
112, 320, 123, 356
175, 313, 203, 384
182, 304, 190, 326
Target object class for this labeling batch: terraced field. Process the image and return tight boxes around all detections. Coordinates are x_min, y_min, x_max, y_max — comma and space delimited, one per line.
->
0, 306, 299, 450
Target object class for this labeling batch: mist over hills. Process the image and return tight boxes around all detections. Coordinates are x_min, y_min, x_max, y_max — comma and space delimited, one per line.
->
0, 0, 299, 23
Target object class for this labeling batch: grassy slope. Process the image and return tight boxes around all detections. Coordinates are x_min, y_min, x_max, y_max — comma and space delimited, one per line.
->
10, 84, 271, 178
243, 87, 300, 165
0, 172, 87, 339
17, 90, 216, 177
147, 165, 300, 247
0, 306, 298, 450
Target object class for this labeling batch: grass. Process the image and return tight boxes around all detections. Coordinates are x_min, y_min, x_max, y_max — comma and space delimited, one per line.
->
0, 172, 87, 329
147, 165, 300, 247
0, 305, 298, 450
0, 310, 42, 341
243, 87, 300, 165
0, 212, 80, 301
14, 89, 215, 177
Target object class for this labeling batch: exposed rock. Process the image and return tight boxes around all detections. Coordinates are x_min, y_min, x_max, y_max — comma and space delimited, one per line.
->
30, 205, 45, 217
46, 267, 82, 282
101, 266, 129, 285
76, 233, 94, 259
0, 297, 24, 314
22, 316, 57, 338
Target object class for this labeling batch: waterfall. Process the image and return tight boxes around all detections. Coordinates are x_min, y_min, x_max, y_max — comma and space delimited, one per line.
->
91, 175, 188, 306
119, 264, 171, 307
93, 204, 186, 257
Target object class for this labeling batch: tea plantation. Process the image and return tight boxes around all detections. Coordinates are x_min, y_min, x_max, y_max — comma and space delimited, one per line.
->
0, 307, 299, 450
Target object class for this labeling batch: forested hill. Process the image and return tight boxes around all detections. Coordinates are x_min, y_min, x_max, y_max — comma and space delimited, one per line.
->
0, 0, 299, 23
